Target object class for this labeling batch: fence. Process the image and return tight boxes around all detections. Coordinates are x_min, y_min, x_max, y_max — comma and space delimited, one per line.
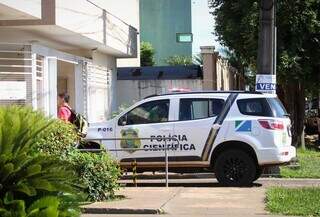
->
80, 137, 180, 187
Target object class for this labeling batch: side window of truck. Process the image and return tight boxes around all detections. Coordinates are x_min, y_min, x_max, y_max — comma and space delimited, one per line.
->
119, 100, 170, 125
179, 98, 225, 121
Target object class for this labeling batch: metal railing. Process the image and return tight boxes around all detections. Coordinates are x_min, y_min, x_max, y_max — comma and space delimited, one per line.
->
85, 0, 138, 56
80, 137, 180, 187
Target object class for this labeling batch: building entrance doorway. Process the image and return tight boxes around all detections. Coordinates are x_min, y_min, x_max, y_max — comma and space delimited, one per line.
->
57, 60, 76, 109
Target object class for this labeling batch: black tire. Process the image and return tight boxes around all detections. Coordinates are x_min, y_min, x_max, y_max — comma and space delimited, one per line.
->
254, 167, 263, 181
214, 149, 257, 187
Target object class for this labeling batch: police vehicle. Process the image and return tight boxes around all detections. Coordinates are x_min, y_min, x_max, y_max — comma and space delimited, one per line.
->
85, 91, 296, 186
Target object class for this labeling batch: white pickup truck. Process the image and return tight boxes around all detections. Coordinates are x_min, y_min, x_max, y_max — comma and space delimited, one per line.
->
85, 91, 296, 186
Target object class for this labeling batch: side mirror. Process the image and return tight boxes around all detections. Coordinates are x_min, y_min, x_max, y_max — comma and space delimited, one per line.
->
118, 116, 127, 126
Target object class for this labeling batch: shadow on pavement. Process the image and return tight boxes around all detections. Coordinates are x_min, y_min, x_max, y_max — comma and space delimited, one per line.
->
120, 173, 263, 188
122, 182, 263, 188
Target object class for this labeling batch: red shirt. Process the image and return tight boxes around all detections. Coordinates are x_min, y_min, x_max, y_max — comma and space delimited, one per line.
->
58, 105, 72, 122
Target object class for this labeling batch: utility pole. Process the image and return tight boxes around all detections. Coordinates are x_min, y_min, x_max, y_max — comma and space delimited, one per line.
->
257, 0, 279, 176
256, 0, 276, 93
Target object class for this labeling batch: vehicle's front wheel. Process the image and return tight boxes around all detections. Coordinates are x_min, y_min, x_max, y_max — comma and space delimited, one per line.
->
214, 149, 257, 187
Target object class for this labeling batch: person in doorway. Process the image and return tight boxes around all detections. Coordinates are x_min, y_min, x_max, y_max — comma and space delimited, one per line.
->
58, 93, 72, 122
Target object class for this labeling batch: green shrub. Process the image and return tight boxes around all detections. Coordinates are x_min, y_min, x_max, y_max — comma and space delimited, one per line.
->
0, 193, 83, 217
29, 109, 122, 202
68, 151, 122, 201
0, 106, 84, 217
141, 41, 155, 66
35, 119, 78, 157
165, 55, 193, 66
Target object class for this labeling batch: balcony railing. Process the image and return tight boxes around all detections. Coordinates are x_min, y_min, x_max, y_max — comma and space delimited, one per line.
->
86, 0, 138, 57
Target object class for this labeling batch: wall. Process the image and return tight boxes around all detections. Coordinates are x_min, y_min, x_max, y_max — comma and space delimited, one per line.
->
140, 0, 192, 66
55, 0, 140, 65
55, 0, 137, 57
216, 58, 236, 91
116, 47, 243, 108
201, 46, 242, 91
215, 57, 239, 91
90, 0, 139, 29
0, 0, 138, 58
55, 0, 103, 44
107, 0, 140, 67
117, 79, 202, 106
0, 0, 41, 19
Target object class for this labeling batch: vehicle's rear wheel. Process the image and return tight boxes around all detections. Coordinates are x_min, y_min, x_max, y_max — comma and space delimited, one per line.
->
214, 149, 256, 187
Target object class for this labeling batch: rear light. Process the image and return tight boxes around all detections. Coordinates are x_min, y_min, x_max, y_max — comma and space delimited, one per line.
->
258, 119, 284, 130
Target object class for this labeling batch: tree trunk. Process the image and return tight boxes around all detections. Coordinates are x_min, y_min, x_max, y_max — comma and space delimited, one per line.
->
317, 91, 320, 145
281, 80, 305, 147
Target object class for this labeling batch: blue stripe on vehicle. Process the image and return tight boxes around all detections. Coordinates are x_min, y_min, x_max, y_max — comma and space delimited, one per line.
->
236, 120, 252, 132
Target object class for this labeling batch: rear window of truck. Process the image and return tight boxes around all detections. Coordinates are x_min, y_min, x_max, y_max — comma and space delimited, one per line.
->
237, 98, 273, 117
237, 97, 288, 117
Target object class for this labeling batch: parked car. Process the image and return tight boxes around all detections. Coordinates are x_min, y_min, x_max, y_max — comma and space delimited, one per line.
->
85, 91, 296, 186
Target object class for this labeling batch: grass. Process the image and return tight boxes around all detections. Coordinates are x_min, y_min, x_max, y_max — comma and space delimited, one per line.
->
266, 187, 320, 216
281, 148, 320, 178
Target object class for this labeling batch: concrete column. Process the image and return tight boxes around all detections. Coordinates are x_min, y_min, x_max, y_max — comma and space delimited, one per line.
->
31, 53, 37, 110
200, 46, 217, 90
74, 62, 84, 114
43, 56, 50, 116
48, 58, 57, 117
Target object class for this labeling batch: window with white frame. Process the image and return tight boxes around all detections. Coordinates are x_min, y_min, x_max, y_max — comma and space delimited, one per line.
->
86, 64, 112, 123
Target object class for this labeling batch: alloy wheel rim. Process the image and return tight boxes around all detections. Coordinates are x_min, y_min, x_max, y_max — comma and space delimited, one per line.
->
223, 157, 247, 182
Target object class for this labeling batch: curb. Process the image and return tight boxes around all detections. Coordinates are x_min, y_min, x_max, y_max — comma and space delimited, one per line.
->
83, 207, 164, 215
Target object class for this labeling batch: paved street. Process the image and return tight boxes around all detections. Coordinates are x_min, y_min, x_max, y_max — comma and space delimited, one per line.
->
82, 187, 267, 217
81, 177, 320, 217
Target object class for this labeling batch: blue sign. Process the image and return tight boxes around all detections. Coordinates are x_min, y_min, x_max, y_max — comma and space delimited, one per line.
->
256, 83, 276, 91
255, 75, 276, 93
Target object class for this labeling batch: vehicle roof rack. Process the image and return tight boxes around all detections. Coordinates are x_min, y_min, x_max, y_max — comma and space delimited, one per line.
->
144, 91, 263, 99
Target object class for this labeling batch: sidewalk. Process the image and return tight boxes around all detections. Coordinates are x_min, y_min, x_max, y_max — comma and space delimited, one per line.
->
82, 178, 320, 215
83, 187, 267, 215
83, 188, 178, 214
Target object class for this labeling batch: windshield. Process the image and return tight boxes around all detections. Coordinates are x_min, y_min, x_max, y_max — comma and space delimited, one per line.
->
267, 98, 288, 117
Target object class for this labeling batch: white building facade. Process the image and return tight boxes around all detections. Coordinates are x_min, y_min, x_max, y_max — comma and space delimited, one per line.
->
0, 0, 139, 123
